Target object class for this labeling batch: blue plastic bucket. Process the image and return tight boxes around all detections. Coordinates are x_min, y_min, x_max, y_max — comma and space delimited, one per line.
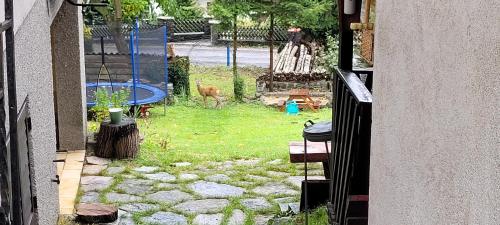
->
286, 100, 299, 115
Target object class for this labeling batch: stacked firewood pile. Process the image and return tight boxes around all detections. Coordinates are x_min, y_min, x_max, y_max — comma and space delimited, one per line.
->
257, 39, 329, 83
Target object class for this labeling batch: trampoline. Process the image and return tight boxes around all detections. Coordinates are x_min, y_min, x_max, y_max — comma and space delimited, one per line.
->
86, 19, 171, 116
86, 82, 166, 107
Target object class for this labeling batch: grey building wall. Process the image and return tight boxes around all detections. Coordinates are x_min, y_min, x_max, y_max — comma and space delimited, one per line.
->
51, 1, 87, 151
12, 0, 84, 224
370, 1, 499, 225
14, 0, 59, 223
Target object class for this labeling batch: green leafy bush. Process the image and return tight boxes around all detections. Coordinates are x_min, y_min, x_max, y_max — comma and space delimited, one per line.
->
111, 88, 131, 109
90, 87, 131, 124
233, 76, 245, 102
168, 57, 191, 98
91, 88, 111, 123
318, 34, 339, 74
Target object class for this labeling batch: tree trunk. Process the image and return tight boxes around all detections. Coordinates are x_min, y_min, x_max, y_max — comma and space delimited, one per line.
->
108, 0, 128, 53
269, 12, 274, 92
108, 20, 129, 53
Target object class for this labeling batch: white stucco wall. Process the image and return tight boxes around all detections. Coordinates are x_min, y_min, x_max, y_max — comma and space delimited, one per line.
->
0, 0, 38, 32
0, 0, 63, 33
13, 0, 36, 32
0, 0, 81, 224
14, 0, 59, 223
370, 1, 499, 225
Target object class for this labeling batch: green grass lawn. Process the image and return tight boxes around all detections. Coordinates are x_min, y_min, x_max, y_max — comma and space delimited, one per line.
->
137, 103, 331, 166
135, 65, 332, 166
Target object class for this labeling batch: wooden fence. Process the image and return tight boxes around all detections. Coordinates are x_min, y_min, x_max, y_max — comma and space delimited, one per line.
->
173, 19, 208, 34
217, 27, 288, 43
89, 20, 289, 43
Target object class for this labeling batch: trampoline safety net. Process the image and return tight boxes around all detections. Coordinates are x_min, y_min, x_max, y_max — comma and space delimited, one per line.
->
85, 20, 171, 109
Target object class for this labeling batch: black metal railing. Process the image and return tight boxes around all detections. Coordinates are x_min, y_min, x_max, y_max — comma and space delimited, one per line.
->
328, 67, 372, 225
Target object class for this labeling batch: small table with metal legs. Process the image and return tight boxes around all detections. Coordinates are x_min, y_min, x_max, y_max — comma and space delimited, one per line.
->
302, 120, 333, 225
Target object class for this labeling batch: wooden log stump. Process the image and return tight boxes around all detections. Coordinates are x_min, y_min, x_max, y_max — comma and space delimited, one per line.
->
95, 118, 139, 159
76, 203, 118, 223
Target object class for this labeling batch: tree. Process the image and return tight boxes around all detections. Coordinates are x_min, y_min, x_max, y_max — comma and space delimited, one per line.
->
209, 0, 252, 101
91, 0, 149, 53
155, 0, 203, 19
280, 0, 338, 38
251, 0, 338, 39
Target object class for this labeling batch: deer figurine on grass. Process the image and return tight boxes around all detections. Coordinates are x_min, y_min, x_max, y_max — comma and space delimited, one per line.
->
196, 80, 222, 109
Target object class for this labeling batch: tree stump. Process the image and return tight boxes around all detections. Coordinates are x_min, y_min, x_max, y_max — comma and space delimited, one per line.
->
76, 203, 118, 223
95, 118, 139, 159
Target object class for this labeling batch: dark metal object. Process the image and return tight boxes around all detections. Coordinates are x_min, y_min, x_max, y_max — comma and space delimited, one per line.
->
336, 0, 362, 71
5, 0, 22, 224
51, 175, 61, 185
300, 179, 330, 211
17, 102, 36, 225
328, 1, 371, 225
96, 37, 114, 93
0, 24, 10, 225
65, 0, 108, 7
329, 68, 372, 225
268, 11, 274, 92
302, 121, 333, 225
353, 68, 373, 92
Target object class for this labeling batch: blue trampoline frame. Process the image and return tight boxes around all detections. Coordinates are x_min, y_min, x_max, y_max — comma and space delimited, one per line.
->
86, 82, 166, 107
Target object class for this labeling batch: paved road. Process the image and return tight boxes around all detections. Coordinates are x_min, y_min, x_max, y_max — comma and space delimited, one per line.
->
98, 40, 271, 68
147, 41, 271, 68
175, 44, 270, 68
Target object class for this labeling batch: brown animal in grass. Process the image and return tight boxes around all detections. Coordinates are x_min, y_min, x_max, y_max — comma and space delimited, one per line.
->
196, 80, 222, 108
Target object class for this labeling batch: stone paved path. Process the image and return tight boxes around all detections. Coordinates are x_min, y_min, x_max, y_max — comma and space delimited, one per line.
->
78, 158, 325, 224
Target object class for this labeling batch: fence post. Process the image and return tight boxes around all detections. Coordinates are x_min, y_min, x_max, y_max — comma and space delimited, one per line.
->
158, 16, 174, 41
209, 19, 220, 46
226, 44, 230, 67
166, 17, 176, 41
203, 16, 212, 36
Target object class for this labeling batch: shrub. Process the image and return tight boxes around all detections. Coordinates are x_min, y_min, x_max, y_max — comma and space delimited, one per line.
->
111, 88, 130, 109
89, 87, 130, 124
233, 76, 245, 102
90, 88, 111, 123
318, 34, 339, 74
168, 57, 191, 98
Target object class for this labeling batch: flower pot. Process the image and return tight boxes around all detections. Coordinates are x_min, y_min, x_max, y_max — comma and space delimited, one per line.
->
109, 108, 123, 124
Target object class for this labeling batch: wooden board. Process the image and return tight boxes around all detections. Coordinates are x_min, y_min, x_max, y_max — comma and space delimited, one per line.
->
289, 141, 331, 163
303, 55, 312, 73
